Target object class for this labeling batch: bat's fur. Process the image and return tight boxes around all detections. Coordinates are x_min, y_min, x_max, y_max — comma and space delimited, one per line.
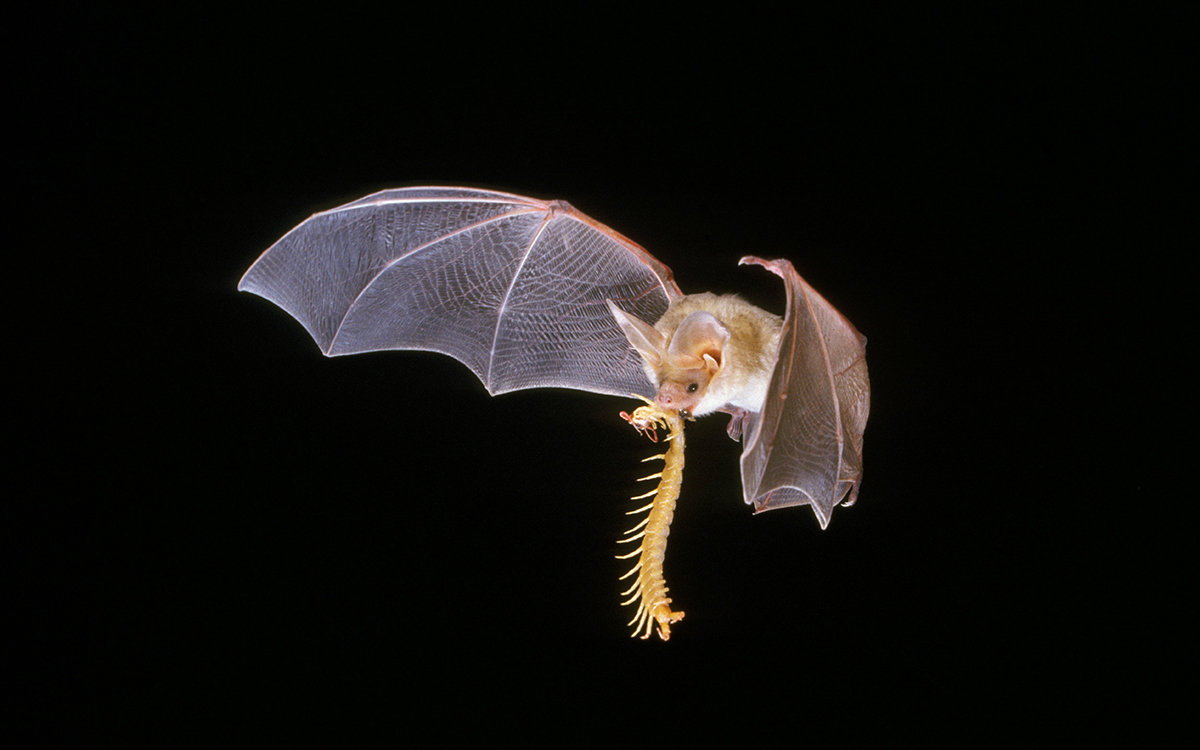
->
624, 293, 782, 417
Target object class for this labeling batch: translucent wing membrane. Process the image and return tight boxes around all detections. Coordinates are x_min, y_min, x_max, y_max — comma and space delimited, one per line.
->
240, 187, 681, 398
738, 257, 870, 528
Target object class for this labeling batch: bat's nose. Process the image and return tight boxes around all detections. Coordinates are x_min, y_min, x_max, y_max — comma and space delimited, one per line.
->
657, 393, 673, 406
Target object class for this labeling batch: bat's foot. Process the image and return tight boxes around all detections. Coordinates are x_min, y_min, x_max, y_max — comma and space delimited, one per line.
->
720, 407, 751, 441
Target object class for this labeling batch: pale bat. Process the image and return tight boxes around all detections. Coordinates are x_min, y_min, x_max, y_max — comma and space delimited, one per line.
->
239, 186, 871, 639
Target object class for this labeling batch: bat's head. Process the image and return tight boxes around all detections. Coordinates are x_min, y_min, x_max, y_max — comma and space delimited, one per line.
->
653, 330, 724, 416
608, 300, 729, 419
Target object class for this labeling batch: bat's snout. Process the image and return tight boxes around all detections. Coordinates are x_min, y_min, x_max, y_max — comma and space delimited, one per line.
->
655, 385, 700, 416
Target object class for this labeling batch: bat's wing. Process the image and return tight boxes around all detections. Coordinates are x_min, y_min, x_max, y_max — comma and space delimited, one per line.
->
737, 257, 871, 529
239, 187, 683, 398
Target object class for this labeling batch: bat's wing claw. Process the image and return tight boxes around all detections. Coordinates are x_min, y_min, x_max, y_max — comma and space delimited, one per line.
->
738, 255, 781, 274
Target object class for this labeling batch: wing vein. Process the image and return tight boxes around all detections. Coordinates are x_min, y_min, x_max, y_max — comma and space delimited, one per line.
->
329, 203, 542, 354
319, 191, 542, 217
798, 281, 846, 509
485, 206, 555, 391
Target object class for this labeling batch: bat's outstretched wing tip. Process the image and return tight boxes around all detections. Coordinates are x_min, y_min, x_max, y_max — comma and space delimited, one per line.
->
236, 271, 262, 295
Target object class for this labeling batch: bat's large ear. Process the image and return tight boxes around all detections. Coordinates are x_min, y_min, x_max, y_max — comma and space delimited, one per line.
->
668, 311, 729, 376
607, 300, 666, 368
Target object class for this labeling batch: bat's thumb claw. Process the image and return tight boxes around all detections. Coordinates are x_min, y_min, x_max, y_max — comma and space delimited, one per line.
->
739, 255, 794, 281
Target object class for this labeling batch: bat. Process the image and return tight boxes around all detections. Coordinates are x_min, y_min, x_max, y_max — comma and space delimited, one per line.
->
239, 186, 870, 638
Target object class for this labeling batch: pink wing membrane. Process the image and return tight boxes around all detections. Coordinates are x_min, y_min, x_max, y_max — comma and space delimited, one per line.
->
239, 187, 681, 398
738, 257, 870, 528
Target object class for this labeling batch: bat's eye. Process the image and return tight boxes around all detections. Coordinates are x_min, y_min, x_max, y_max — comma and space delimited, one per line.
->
687, 383, 698, 394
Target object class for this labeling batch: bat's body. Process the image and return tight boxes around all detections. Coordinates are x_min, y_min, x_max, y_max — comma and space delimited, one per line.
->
239, 187, 870, 636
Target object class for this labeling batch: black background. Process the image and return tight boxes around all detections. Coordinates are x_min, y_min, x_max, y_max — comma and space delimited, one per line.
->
37, 5, 1184, 744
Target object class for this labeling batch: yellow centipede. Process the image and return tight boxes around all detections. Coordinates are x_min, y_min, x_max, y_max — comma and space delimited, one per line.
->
617, 401, 686, 640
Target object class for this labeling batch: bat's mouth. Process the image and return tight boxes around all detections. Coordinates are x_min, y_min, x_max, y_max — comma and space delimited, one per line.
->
678, 409, 694, 421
